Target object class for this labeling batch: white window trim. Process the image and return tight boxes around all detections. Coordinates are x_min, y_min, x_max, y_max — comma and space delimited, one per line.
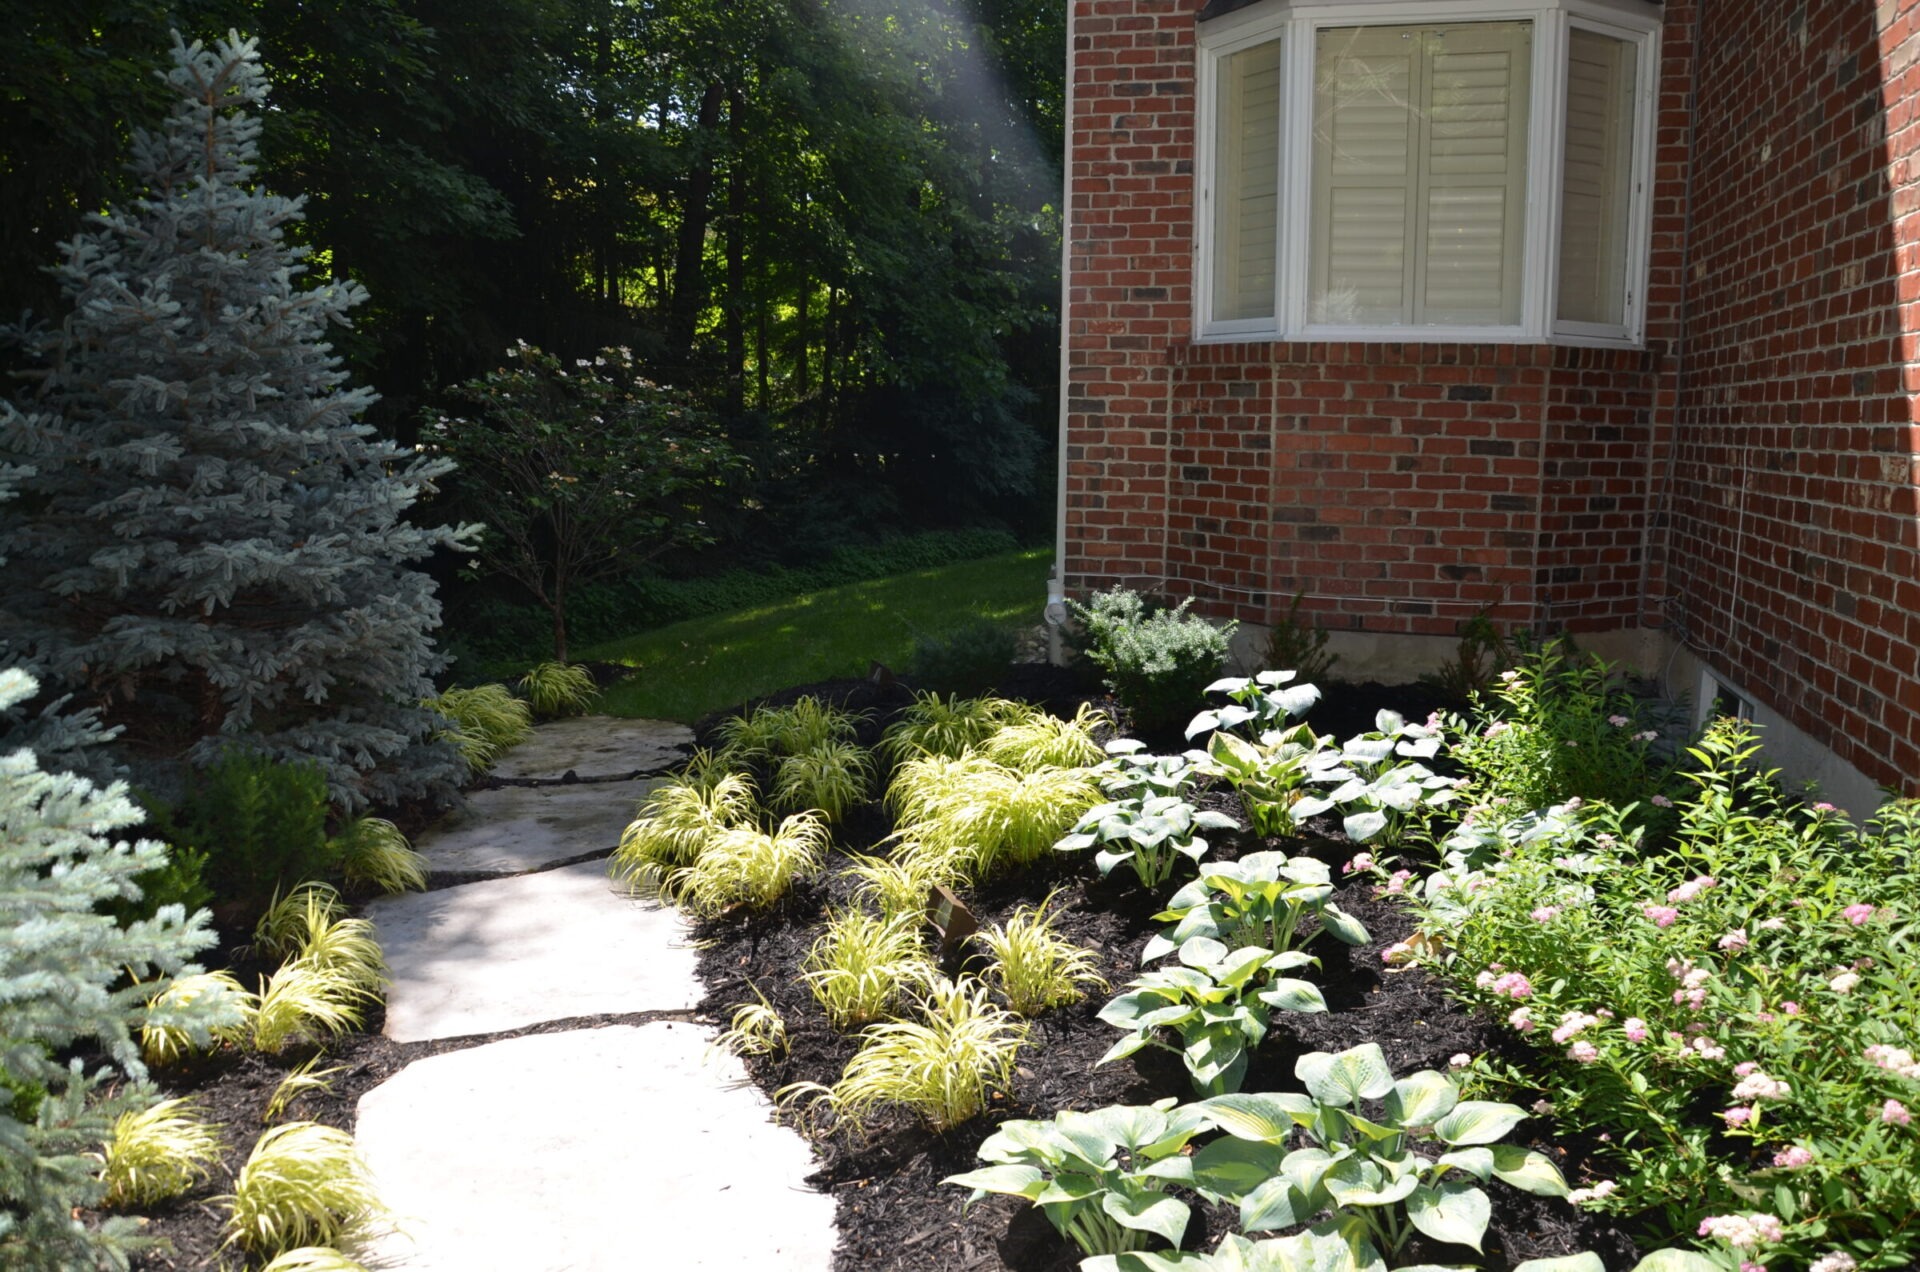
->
1194, 0, 1662, 347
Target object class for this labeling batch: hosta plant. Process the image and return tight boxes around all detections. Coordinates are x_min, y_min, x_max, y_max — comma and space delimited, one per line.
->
1196, 725, 1329, 837
802, 908, 935, 1029
785, 976, 1028, 1132
1292, 711, 1462, 846
981, 702, 1107, 772
1144, 851, 1369, 964
880, 693, 1033, 765
98, 1097, 223, 1207
1092, 739, 1207, 801
944, 1098, 1209, 1257
1186, 670, 1323, 741
609, 767, 756, 890
773, 740, 874, 822
222, 1121, 387, 1257
1082, 1231, 1608, 1272
517, 661, 599, 717
1099, 936, 1328, 1096
663, 810, 828, 916
141, 969, 257, 1066
1191, 1043, 1573, 1257
1055, 794, 1239, 888
978, 891, 1108, 1016
332, 816, 428, 895
258, 1249, 373, 1272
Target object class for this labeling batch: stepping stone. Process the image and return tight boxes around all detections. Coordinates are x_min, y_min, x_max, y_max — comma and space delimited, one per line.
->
415, 779, 661, 876
490, 715, 694, 780
355, 1024, 836, 1271
370, 861, 697, 1042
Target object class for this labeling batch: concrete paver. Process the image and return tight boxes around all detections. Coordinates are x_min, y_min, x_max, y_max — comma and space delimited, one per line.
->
490, 715, 694, 780
413, 779, 661, 876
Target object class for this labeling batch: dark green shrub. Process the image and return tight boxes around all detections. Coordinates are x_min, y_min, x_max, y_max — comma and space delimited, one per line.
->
146, 750, 335, 917
1261, 590, 1336, 684
908, 618, 1019, 696
1071, 589, 1234, 735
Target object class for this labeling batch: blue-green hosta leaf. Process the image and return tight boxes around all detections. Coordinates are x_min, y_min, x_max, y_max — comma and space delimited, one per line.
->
1489, 1144, 1570, 1196
941, 1164, 1045, 1200
1178, 935, 1231, 969
1251, 1222, 1386, 1272
1255, 670, 1299, 687
1107, 738, 1149, 755
1291, 793, 1337, 820
976, 1117, 1062, 1163
1139, 1155, 1197, 1188
1141, 932, 1180, 963
1384, 1070, 1458, 1126
1275, 684, 1322, 717
1102, 1188, 1190, 1247
1237, 1175, 1316, 1232
1296, 1043, 1393, 1107
1257, 978, 1327, 1013
1082, 1105, 1174, 1154
1394, 1266, 1477, 1271
1186, 1036, 1250, 1096
1194, 1092, 1316, 1142
1513, 1256, 1607, 1272
1210, 731, 1263, 770
1342, 809, 1389, 842
1627, 1255, 1723, 1272
1099, 989, 1177, 1029
1098, 1032, 1157, 1065
1406, 1179, 1491, 1251
1194, 809, 1240, 831
1050, 1116, 1120, 1170
1035, 1172, 1102, 1205
1215, 945, 1275, 989
1190, 1137, 1287, 1203
1433, 1146, 1494, 1182
1095, 848, 1134, 877
1317, 904, 1370, 946
1374, 709, 1405, 734
1396, 735, 1442, 759
1323, 1157, 1418, 1207
1084, 1251, 1215, 1272
1432, 1100, 1528, 1147
1056, 832, 1098, 851
1279, 856, 1330, 885
1176, 835, 1211, 861
1373, 779, 1424, 813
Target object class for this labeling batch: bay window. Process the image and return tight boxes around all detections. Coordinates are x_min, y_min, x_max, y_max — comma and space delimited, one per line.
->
1196, 0, 1660, 345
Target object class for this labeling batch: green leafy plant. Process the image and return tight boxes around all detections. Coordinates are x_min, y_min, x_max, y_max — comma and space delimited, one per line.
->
1195, 726, 1328, 839
1146, 851, 1369, 965
1189, 1043, 1574, 1260
907, 617, 1020, 697
222, 1122, 387, 1257
712, 988, 789, 1060
609, 766, 756, 890
845, 853, 963, 923
145, 748, 336, 916
786, 976, 1029, 1132
1081, 1233, 1609, 1272
1291, 710, 1462, 847
332, 816, 428, 895
265, 1056, 345, 1124
773, 740, 874, 822
252, 959, 374, 1056
1056, 795, 1239, 889
253, 884, 386, 998
663, 810, 828, 916
141, 969, 257, 1066
1260, 591, 1337, 685
890, 755, 1102, 881
1091, 740, 1206, 802
1073, 588, 1236, 734
1422, 610, 1513, 700
97, 1097, 224, 1207
1187, 670, 1324, 742
1099, 936, 1329, 1096
424, 683, 534, 773
714, 696, 859, 766
978, 891, 1108, 1016
803, 908, 936, 1029
981, 702, 1107, 772
880, 693, 1034, 765
517, 661, 600, 717
944, 1098, 1208, 1257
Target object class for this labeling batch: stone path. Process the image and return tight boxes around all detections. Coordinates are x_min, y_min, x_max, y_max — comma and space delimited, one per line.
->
355, 715, 837, 1271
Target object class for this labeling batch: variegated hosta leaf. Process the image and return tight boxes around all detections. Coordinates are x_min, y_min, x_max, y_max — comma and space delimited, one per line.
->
1193, 1092, 1316, 1142
941, 1163, 1045, 1200
1251, 1222, 1387, 1272
1342, 809, 1389, 842
1433, 1146, 1494, 1182
1513, 1256, 1607, 1272
1489, 1144, 1570, 1196
1627, 1255, 1725, 1272
1405, 1178, 1491, 1251
1189, 1136, 1287, 1203
1317, 904, 1370, 946
1257, 978, 1327, 1014
1432, 1100, 1528, 1147
1102, 1188, 1190, 1247
1384, 1069, 1458, 1126
1295, 1043, 1394, 1107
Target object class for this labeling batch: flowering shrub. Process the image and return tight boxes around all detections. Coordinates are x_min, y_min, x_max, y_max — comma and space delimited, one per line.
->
1410, 720, 1920, 1268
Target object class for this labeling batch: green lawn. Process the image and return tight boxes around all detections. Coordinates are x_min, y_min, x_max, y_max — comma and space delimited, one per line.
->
584, 547, 1053, 722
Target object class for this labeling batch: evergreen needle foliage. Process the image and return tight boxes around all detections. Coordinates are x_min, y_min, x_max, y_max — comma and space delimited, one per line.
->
0, 666, 228, 1269
664, 811, 829, 916
981, 703, 1107, 772
979, 892, 1109, 1016
265, 1057, 345, 1125
802, 909, 936, 1029
0, 33, 477, 809
518, 662, 600, 718
333, 817, 428, 895
879, 693, 1035, 765
98, 1096, 223, 1208
222, 1122, 387, 1257
141, 969, 257, 1066
773, 740, 875, 822
424, 684, 533, 774
609, 767, 757, 890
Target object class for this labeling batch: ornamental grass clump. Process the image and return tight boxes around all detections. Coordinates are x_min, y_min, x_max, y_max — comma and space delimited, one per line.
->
981, 703, 1107, 772
889, 756, 1101, 881
845, 853, 962, 923
803, 908, 936, 1029
332, 816, 427, 895
423, 683, 533, 773
264, 1057, 345, 1124
517, 661, 600, 717
715, 696, 859, 766
141, 969, 257, 1066
979, 891, 1108, 1016
97, 1097, 224, 1208
789, 976, 1028, 1132
773, 740, 874, 823
664, 810, 828, 916
222, 1122, 387, 1257
252, 959, 372, 1055
609, 766, 756, 891
880, 693, 1034, 765
713, 988, 788, 1060
254, 882, 345, 963
253, 883, 386, 998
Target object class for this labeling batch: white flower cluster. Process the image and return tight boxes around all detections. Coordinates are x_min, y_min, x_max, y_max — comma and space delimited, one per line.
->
1864, 1043, 1920, 1080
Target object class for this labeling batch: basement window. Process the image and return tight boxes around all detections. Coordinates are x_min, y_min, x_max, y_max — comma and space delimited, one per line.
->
1197, 0, 1660, 346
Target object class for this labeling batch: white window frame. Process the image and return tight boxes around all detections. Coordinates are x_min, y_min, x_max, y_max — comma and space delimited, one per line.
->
1193, 0, 1661, 347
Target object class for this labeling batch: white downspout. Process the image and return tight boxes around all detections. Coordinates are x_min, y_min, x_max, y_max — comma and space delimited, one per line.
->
1048, 1, 1078, 666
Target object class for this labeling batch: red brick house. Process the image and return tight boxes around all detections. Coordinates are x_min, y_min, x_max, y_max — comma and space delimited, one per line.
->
1055, 0, 1920, 805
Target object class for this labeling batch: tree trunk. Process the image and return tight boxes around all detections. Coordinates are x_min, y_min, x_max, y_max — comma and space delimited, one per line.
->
724, 89, 746, 418
550, 577, 569, 665
666, 80, 726, 371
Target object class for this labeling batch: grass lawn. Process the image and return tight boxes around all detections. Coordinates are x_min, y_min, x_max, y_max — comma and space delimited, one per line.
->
583, 546, 1053, 722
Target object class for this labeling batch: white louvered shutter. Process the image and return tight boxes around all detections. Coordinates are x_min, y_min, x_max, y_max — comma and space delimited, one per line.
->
1212, 40, 1283, 323
1311, 22, 1531, 328
1557, 27, 1636, 327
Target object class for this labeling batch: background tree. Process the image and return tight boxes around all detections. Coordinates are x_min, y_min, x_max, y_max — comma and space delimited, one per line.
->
430, 343, 743, 662
0, 32, 476, 808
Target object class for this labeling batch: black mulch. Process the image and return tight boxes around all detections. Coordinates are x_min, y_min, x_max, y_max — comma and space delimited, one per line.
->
109, 666, 1642, 1270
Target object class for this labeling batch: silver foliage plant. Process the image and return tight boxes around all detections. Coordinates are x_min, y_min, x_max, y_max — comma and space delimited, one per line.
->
0, 667, 239, 1269
0, 31, 478, 809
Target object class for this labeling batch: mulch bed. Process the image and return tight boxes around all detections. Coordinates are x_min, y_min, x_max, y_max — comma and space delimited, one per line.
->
112, 666, 1643, 1270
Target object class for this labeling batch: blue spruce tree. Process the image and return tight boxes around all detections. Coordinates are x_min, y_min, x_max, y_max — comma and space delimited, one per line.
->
0, 32, 477, 809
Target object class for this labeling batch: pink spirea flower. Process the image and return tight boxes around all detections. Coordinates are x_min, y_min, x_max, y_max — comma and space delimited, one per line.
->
1509, 1007, 1535, 1032
1651, 794, 1673, 807
1697, 1213, 1785, 1248
1758, 917, 1786, 930
1733, 1070, 1791, 1101
1531, 905, 1563, 923
1720, 1105, 1756, 1127
1567, 1040, 1599, 1063
1813, 801, 1837, 813
1488, 971, 1532, 999
1643, 904, 1680, 927
1553, 1011, 1600, 1044
1381, 940, 1415, 965
1343, 852, 1375, 875
1830, 971, 1861, 994
1719, 928, 1749, 951
1690, 1037, 1727, 1061
1608, 714, 1630, 727
1810, 1253, 1858, 1272
1865, 1045, 1920, 1080
1843, 904, 1876, 925
1483, 721, 1510, 739
1780, 1001, 1802, 1016
1623, 1017, 1648, 1042
1741, 1262, 1768, 1272
1668, 876, 1717, 904
1566, 1179, 1616, 1204
1635, 729, 1658, 742
1383, 869, 1411, 895
1881, 1099, 1911, 1126
1772, 1145, 1814, 1169
1733, 1061, 1757, 1076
